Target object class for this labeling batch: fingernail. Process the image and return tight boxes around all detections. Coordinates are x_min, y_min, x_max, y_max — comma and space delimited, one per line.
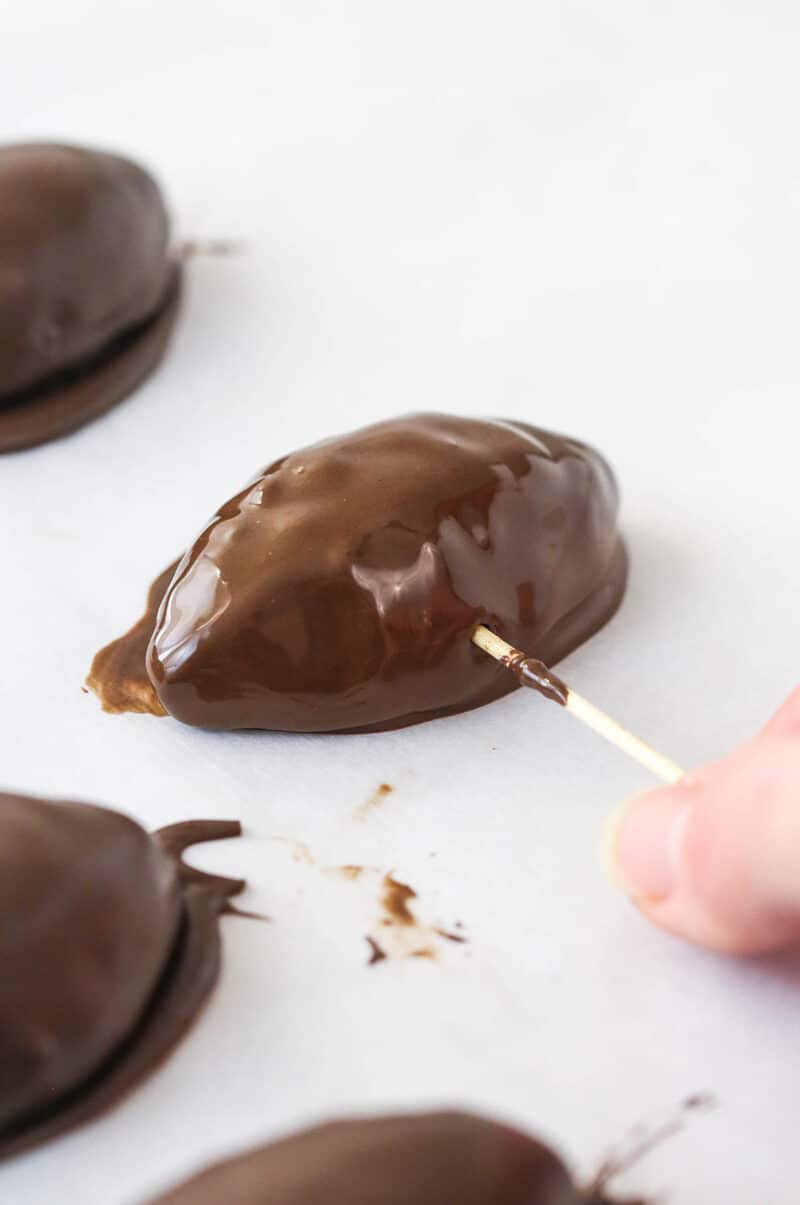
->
602, 787, 688, 903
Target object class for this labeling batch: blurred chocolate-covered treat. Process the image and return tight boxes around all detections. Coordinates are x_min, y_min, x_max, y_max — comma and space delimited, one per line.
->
90, 414, 626, 731
148, 1111, 604, 1205
0, 793, 244, 1158
0, 143, 180, 451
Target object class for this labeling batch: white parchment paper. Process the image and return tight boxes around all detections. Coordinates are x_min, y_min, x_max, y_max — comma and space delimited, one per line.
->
2, 3, 799, 1201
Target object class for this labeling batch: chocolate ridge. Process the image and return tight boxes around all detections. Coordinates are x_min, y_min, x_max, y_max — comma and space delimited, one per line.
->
0, 266, 181, 453
0, 819, 243, 1161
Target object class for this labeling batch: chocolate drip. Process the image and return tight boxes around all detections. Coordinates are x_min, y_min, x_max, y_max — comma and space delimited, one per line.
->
365, 936, 387, 965
504, 651, 569, 706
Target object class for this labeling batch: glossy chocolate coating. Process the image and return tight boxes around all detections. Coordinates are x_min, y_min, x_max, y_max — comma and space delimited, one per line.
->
145, 414, 626, 731
0, 793, 180, 1133
0, 143, 171, 394
0, 143, 179, 450
149, 1112, 589, 1205
88, 561, 176, 716
0, 795, 244, 1159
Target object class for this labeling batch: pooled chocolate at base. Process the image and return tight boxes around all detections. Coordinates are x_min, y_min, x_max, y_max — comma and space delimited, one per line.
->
89, 414, 627, 732
434, 926, 468, 944
0, 795, 245, 1160
365, 936, 387, 965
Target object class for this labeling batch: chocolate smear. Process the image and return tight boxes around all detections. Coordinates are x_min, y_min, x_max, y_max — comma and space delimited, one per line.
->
381, 874, 418, 926
336, 865, 365, 880
353, 782, 394, 820
370, 873, 466, 963
365, 937, 387, 966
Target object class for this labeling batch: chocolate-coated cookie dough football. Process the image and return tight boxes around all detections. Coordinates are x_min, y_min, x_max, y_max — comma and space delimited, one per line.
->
0, 143, 181, 451
0, 793, 244, 1159
89, 413, 627, 732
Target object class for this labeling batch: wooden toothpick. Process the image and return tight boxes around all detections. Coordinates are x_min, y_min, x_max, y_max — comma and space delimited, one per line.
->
472, 625, 684, 784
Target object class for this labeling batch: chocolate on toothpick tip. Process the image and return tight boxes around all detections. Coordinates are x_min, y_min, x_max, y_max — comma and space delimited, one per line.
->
472, 625, 684, 784
505, 650, 570, 706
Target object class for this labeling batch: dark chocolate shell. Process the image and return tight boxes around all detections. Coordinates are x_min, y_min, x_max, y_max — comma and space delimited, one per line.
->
139, 413, 626, 732
0, 143, 180, 452
0, 794, 243, 1159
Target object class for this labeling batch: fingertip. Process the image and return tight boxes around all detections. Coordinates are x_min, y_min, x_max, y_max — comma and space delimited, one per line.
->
602, 744, 800, 956
600, 779, 758, 952
601, 786, 690, 904
760, 685, 800, 741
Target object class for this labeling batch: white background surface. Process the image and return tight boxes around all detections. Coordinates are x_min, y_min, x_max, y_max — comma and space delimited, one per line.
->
2, 2, 799, 1201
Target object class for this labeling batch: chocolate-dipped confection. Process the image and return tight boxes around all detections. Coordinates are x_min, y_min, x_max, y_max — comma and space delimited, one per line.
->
0, 794, 244, 1159
89, 413, 626, 732
148, 1111, 634, 1204
0, 143, 180, 452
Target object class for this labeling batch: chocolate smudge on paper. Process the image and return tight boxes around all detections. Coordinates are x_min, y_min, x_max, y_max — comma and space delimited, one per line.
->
353, 782, 394, 822
334, 865, 365, 881
365, 937, 387, 966
366, 873, 468, 964
261, 841, 466, 967
434, 927, 468, 944
380, 874, 418, 926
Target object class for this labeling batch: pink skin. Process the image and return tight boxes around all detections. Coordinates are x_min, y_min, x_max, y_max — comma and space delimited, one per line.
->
606, 688, 800, 955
